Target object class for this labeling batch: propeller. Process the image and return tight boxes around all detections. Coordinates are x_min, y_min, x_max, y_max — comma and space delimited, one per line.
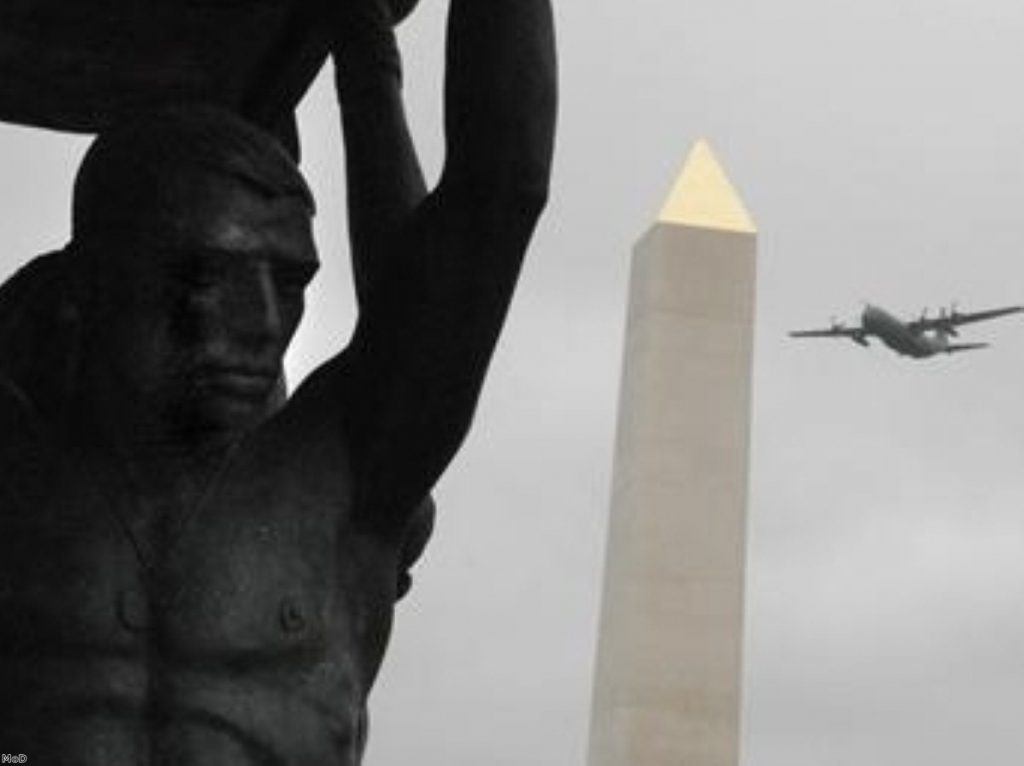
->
940, 301, 960, 336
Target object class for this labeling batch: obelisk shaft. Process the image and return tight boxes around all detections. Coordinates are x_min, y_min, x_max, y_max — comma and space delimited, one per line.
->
587, 142, 756, 766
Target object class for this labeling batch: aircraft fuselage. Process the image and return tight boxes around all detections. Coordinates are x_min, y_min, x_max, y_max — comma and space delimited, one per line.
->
861, 304, 943, 358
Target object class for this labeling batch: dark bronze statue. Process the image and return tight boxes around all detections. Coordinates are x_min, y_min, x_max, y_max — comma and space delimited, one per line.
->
0, 0, 555, 762
0, 0, 422, 154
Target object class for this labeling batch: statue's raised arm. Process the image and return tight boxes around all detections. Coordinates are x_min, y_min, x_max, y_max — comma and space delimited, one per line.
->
309, 0, 557, 532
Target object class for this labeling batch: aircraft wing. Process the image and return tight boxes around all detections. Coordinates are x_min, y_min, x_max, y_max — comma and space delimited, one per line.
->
789, 328, 856, 338
789, 325, 870, 346
944, 342, 990, 354
910, 305, 1024, 333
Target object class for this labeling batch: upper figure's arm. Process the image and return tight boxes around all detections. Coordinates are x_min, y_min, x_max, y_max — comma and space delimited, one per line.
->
329, 0, 427, 307
322, 0, 557, 530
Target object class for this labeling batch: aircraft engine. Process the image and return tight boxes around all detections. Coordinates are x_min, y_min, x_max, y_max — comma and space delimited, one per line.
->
929, 329, 951, 349
939, 304, 960, 336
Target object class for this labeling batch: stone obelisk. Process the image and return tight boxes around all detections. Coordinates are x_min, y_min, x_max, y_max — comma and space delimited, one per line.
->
587, 140, 756, 766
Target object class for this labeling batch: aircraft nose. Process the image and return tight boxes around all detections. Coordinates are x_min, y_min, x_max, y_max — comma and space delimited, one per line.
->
860, 303, 882, 332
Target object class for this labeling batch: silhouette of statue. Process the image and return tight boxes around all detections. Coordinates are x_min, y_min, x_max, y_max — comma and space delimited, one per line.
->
0, 0, 556, 762
0, 0, 422, 155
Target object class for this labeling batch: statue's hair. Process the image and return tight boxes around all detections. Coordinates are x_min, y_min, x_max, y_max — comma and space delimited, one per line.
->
72, 104, 314, 244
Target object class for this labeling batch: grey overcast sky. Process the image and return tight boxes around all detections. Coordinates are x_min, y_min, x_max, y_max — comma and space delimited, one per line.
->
3, 1, 1024, 764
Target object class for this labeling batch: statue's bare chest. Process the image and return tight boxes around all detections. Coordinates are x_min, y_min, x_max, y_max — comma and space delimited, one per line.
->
0, 439, 396, 658
0, 424, 399, 763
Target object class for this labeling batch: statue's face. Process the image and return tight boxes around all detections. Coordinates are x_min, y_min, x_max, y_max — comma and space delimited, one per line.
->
91, 169, 318, 439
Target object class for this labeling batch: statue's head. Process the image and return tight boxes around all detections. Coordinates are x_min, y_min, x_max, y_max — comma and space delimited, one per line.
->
68, 105, 319, 440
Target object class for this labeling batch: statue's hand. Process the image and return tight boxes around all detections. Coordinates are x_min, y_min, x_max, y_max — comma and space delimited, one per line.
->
387, 0, 421, 24
328, 0, 403, 89
324, 0, 419, 29
325, 0, 398, 44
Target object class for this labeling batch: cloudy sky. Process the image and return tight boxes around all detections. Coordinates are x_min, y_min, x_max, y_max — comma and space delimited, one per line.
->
4, 1, 1024, 764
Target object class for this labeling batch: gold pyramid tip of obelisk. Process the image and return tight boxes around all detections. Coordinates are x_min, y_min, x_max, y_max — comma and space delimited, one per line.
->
657, 139, 756, 233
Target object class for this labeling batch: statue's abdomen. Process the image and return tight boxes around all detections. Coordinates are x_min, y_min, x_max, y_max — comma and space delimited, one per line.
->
0, 428, 394, 765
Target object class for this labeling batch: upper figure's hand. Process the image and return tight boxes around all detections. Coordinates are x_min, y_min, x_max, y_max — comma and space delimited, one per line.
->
325, 0, 406, 86
324, 0, 420, 28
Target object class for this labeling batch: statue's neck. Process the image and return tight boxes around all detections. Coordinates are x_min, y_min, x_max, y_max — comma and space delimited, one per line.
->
66, 371, 239, 466
62, 386, 241, 517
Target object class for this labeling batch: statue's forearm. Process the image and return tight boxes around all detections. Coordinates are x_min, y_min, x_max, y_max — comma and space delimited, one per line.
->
332, 6, 426, 306
441, 0, 557, 200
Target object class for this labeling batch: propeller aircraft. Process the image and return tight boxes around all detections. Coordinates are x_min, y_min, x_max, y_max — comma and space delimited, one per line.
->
790, 303, 1023, 358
